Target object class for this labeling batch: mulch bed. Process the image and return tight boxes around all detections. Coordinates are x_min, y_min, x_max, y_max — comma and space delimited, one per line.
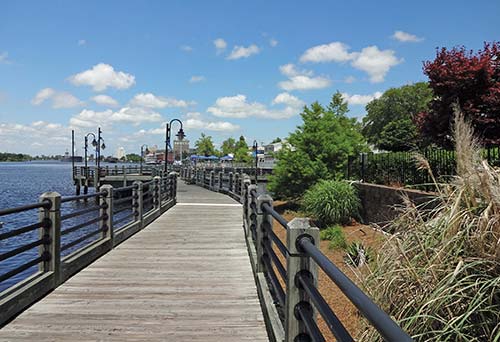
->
269, 201, 385, 341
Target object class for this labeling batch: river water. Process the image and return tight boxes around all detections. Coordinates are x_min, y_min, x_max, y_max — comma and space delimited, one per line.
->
0, 161, 127, 292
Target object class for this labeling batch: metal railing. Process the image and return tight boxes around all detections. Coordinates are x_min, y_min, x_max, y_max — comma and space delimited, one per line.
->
0, 172, 178, 327
180, 166, 413, 342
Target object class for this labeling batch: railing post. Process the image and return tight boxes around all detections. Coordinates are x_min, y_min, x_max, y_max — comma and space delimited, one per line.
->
154, 176, 161, 210
218, 171, 223, 192
39, 192, 61, 286
256, 194, 272, 273
242, 176, 251, 233
133, 181, 144, 228
234, 173, 240, 195
210, 171, 215, 190
169, 172, 177, 202
285, 218, 319, 342
228, 172, 234, 193
247, 184, 257, 240
99, 184, 114, 246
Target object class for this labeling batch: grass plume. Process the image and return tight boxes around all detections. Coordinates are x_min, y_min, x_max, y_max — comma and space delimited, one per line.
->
360, 108, 500, 341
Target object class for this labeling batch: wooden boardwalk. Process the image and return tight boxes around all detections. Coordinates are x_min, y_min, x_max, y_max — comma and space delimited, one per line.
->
0, 183, 268, 341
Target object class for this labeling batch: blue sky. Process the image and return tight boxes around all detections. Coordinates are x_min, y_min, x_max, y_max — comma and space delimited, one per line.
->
0, 0, 499, 156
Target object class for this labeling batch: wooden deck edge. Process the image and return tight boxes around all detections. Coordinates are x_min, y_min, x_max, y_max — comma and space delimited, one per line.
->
0, 199, 177, 328
0, 272, 54, 327
245, 231, 285, 342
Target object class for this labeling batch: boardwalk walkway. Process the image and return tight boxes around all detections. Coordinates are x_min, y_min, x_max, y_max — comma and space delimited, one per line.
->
0, 182, 268, 341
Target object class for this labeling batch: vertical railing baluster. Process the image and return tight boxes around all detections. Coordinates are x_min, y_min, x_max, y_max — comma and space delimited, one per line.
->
247, 184, 257, 241
256, 194, 272, 273
133, 181, 144, 228
218, 171, 223, 192
154, 176, 161, 211
39, 191, 61, 287
99, 184, 114, 241
285, 218, 319, 342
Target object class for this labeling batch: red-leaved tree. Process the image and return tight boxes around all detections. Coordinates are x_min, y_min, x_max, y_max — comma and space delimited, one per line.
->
416, 42, 500, 147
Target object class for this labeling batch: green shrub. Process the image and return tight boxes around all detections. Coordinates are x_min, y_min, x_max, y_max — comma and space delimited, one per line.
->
320, 225, 347, 250
302, 180, 360, 227
344, 241, 372, 267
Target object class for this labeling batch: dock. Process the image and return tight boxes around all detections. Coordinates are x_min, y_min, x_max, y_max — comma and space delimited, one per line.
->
0, 182, 268, 341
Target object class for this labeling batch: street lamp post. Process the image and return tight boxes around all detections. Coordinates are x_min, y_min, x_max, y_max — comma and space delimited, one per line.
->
140, 144, 149, 175
164, 119, 186, 173
84, 132, 98, 195
95, 127, 106, 188
253, 140, 258, 185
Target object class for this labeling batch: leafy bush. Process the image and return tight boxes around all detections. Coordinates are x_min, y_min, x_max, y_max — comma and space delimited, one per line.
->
320, 225, 347, 250
268, 92, 367, 200
302, 180, 360, 227
344, 241, 372, 267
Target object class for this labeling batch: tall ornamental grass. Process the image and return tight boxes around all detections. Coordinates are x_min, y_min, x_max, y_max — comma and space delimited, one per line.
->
302, 180, 360, 227
360, 110, 500, 341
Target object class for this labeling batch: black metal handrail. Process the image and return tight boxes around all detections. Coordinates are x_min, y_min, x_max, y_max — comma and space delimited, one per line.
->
61, 215, 105, 236
60, 205, 102, 221
0, 201, 50, 217
185, 168, 412, 342
297, 237, 412, 342
61, 190, 107, 203
0, 220, 49, 241
261, 202, 289, 230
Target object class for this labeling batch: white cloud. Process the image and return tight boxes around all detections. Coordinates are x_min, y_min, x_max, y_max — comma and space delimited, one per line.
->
91, 94, 119, 107
350, 46, 402, 83
68, 63, 136, 91
300, 42, 354, 63
299, 41, 402, 83
207, 93, 304, 119
185, 118, 240, 132
180, 45, 193, 52
129, 93, 191, 108
227, 44, 260, 60
31, 88, 83, 108
189, 75, 205, 83
272, 92, 305, 108
0, 121, 72, 153
269, 39, 278, 47
78, 39, 86, 46
214, 38, 227, 54
70, 106, 163, 128
392, 30, 423, 42
278, 63, 331, 91
0, 52, 12, 64
342, 91, 383, 105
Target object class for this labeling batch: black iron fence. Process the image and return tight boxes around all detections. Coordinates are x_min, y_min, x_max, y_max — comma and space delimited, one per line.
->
347, 145, 500, 189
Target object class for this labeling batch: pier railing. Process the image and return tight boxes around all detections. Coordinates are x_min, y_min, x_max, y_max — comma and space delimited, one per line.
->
0, 172, 177, 326
180, 167, 412, 342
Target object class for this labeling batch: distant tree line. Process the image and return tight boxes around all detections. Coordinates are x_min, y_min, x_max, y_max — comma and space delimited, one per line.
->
0, 152, 32, 162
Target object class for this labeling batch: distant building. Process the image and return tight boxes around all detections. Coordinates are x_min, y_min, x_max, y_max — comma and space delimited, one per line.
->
115, 147, 126, 160
173, 139, 189, 160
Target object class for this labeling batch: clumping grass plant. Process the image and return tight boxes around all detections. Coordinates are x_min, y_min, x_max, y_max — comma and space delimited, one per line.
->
345, 241, 373, 267
302, 180, 360, 227
360, 110, 500, 341
320, 225, 348, 250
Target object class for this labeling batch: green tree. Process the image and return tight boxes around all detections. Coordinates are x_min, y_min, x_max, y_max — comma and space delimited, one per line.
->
268, 92, 367, 199
234, 136, 251, 163
271, 137, 282, 144
362, 82, 433, 151
125, 153, 142, 163
221, 137, 236, 156
195, 133, 216, 156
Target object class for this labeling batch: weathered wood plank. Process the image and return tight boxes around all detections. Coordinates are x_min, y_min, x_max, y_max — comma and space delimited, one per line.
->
0, 183, 268, 341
